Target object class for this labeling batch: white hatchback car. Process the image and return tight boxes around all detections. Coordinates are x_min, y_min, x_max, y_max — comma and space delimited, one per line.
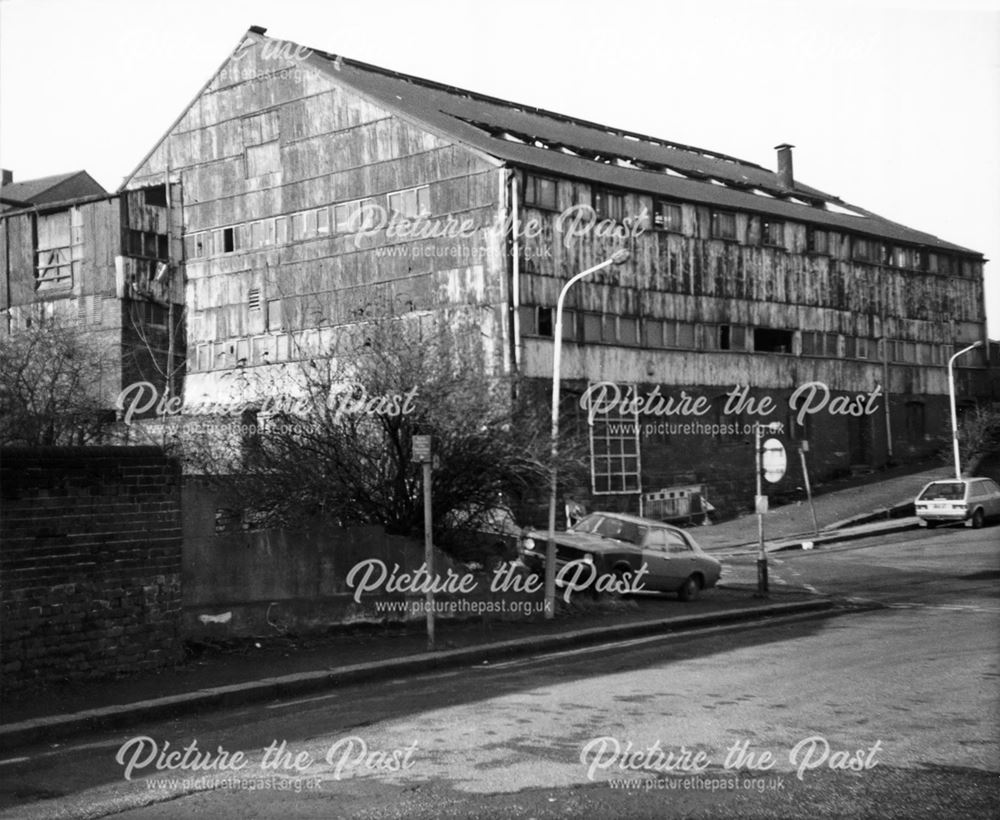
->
915, 477, 1000, 529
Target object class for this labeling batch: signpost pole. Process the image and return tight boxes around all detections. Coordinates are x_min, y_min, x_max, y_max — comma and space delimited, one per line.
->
755, 424, 768, 598
412, 435, 434, 650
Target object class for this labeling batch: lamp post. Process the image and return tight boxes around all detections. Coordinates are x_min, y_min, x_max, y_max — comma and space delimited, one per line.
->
947, 340, 983, 479
544, 248, 631, 618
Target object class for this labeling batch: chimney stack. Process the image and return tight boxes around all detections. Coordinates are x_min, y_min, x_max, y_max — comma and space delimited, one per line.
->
775, 144, 794, 189
1, 169, 12, 186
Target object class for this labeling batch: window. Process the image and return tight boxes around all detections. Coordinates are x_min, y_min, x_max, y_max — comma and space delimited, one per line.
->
316, 207, 330, 234
593, 188, 624, 222
276, 216, 289, 244
334, 199, 376, 233
223, 227, 236, 253
36, 210, 81, 292
806, 227, 828, 254
762, 219, 784, 247
246, 141, 281, 177
144, 184, 168, 207
852, 237, 874, 262
654, 201, 682, 232
583, 313, 602, 342
522, 173, 558, 210
127, 229, 168, 260
266, 299, 283, 331
753, 328, 794, 354
710, 210, 737, 240
643, 319, 665, 348
387, 186, 431, 218
537, 307, 553, 337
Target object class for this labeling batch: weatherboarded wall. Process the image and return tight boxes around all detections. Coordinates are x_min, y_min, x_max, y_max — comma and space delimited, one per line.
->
0, 447, 183, 692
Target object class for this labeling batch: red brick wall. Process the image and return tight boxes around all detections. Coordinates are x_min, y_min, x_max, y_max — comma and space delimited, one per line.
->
1, 447, 183, 692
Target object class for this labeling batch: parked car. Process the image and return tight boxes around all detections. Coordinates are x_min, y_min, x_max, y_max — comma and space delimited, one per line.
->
914, 477, 1000, 528
439, 505, 523, 569
518, 512, 722, 601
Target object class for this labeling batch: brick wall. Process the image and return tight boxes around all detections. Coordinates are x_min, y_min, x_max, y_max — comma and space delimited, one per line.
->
1, 447, 183, 692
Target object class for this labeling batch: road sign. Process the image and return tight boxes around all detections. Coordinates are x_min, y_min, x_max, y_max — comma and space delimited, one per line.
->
762, 438, 787, 483
412, 435, 432, 463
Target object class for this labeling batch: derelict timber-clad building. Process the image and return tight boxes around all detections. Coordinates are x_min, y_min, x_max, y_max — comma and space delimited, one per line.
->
0, 173, 186, 413
108, 25, 989, 516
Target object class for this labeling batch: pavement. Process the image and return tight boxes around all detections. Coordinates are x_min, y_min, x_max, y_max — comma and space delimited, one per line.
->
0, 461, 950, 751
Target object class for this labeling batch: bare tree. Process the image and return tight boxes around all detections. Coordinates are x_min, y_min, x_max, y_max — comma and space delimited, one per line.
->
0, 320, 116, 445
185, 311, 587, 542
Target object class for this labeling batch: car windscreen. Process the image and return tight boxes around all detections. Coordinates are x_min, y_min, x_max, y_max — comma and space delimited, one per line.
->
569, 515, 644, 545
918, 482, 966, 500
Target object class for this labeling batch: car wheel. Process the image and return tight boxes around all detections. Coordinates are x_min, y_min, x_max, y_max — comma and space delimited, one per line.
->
612, 565, 634, 597
971, 508, 985, 529
678, 574, 702, 602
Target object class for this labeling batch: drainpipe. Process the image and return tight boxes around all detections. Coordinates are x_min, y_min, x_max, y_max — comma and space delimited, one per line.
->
510, 170, 521, 373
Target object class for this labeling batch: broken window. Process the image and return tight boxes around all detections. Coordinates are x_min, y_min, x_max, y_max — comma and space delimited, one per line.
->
537, 307, 554, 337
143, 184, 168, 207
710, 210, 737, 240
522, 173, 558, 210
35, 209, 81, 292
654, 201, 682, 232
753, 328, 793, 354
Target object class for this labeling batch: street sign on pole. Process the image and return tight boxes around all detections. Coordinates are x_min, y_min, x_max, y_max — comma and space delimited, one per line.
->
412, 435, 432, 463
762, 438, 787, 484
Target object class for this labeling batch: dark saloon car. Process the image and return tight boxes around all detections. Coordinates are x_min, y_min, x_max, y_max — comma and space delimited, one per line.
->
518, 512, 722, 601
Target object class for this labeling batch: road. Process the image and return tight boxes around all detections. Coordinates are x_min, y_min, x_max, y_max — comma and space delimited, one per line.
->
1, 525, 997, 819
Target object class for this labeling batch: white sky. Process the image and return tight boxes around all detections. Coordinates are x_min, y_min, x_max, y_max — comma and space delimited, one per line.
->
1, 0, 998, 335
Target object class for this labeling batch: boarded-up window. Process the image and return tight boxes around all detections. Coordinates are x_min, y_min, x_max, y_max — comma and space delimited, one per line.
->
266, 299, 283, 331
246, 141, 281, 177
36, 209, 81, 291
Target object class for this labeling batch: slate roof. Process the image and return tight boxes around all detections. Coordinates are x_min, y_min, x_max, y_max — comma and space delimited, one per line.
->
0, 171, 107, 212
292, 39, 979, 257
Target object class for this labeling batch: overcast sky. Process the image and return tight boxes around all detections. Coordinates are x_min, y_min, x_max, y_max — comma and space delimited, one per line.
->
2, 0, 998, 336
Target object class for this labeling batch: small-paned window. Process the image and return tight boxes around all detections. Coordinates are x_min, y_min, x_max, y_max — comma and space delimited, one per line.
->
36, 209, 81, 291
334, 199, 376, 233
807, 228, 828, 254
753, 328, 794, 354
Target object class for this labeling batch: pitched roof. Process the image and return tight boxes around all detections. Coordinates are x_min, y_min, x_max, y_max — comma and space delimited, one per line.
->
287, 38, 979, 257
0, 171, 107, 212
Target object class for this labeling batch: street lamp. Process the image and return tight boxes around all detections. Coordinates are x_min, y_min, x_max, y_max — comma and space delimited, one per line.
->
544, 248, 631, 618
947, 340, 983, 479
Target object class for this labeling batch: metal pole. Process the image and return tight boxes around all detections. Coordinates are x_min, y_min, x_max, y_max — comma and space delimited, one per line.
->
755, 423, 769, 597
948, 341, 982, 480
799, 443, 819, 537
423, 459, 434, 649
545, 249, 630, 618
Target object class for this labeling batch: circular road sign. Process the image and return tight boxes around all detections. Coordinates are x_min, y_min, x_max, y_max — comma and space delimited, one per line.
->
762, 438, 787, 483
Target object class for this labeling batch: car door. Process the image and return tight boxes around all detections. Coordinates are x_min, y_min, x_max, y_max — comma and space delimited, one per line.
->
639, 528, 675, 590
662, 528, 698, 586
